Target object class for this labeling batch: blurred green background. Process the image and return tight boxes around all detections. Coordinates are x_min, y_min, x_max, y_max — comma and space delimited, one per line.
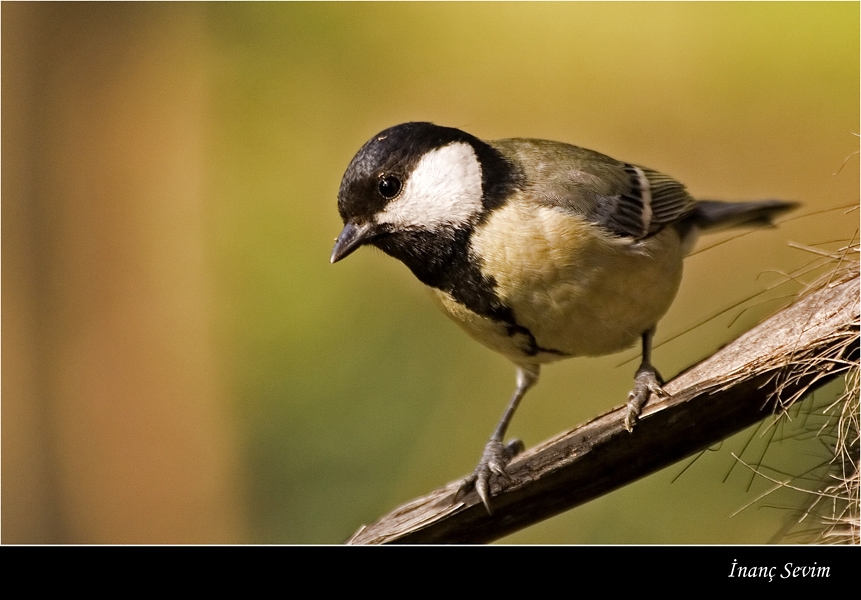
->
3, 2, 857, 544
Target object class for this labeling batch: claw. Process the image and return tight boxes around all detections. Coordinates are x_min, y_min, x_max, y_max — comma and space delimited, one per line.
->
454, 438, 524, 515
489, 466, 506, 479
475, 475, 492, 515
452, 366, 538, 514
624, 362, 667, 432
624, 329, 671, 432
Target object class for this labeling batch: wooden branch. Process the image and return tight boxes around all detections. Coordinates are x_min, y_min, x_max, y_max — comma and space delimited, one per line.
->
347, 271, 860, 544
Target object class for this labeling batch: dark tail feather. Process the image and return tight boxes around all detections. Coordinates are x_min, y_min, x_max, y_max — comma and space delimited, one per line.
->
691, 199, 799, 230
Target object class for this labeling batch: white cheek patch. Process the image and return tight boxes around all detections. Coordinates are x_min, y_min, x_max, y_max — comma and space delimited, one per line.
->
376, 142, 483, 230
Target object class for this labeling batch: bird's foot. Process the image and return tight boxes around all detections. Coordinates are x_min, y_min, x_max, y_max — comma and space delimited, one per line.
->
624, 363, 667, 432
454, 438, 525, 514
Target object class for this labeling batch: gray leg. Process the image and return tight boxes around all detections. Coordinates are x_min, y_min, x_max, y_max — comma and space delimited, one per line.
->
456, 365, 539, 514
624, 329, 667, 432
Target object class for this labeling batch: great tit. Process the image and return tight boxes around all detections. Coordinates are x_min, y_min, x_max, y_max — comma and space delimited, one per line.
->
330, 121, 796, 513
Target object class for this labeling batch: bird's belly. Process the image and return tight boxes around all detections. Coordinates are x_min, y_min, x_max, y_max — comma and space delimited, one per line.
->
451, 204, 685, 363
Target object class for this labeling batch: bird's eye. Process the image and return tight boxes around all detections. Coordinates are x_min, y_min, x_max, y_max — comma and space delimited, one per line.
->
378, 175, 402, 199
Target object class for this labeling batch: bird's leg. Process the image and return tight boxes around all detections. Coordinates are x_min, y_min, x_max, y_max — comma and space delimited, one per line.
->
624, 328, 667, 432
455, 364, 539, 514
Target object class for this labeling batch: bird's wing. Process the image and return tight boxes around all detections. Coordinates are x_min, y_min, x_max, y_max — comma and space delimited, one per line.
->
494, 139, 697, 239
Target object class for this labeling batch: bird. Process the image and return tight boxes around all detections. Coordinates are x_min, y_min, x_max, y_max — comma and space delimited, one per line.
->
330, 121, 796, 514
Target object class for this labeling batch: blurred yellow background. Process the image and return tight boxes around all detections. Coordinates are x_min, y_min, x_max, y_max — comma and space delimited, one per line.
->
2, 2, 857, 544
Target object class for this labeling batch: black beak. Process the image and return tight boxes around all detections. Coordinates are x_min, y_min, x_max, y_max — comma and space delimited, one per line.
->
330, 221, 375, 263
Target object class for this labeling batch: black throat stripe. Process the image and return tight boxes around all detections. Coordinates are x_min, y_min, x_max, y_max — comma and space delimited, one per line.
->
373, 227, 567, 358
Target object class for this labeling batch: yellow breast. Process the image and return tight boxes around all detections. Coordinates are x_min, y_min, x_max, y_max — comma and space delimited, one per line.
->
434, 201, 685, 364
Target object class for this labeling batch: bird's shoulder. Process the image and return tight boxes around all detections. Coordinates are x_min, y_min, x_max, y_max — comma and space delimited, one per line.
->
488, 138, 696, 239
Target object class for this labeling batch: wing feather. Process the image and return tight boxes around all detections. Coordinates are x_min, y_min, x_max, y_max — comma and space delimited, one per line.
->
491, 138, 696, 240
